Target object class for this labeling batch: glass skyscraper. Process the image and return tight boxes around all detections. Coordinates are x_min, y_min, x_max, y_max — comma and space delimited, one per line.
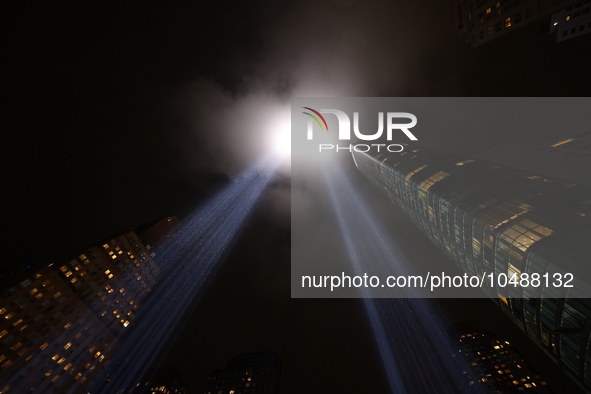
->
352, 143, 591, 391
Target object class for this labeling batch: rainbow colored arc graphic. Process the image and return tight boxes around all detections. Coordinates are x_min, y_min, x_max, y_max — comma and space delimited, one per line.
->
302, 107, 329, 131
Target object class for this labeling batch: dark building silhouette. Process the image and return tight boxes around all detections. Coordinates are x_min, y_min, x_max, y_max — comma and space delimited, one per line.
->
352, 143, 591, 391
202, 352, 281, 394
137, 216, 181, 252
116, 367, 188, 394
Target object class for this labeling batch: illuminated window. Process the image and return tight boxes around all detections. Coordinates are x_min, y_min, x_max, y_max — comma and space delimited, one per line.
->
503, 219, 553, 252
64, 342, 72, 350
550, 138, 573, 147
486, 7, 492, 13
419, 171, 449, 194
566, 15, 571, 20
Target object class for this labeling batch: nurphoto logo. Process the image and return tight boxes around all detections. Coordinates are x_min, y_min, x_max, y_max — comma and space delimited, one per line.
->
301, 107, 418, 152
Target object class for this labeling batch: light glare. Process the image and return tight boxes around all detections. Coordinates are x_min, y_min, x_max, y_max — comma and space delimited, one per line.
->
272, 120, 291, 158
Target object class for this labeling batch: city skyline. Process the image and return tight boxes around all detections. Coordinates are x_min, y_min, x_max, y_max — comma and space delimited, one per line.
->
4, 0, 591, 392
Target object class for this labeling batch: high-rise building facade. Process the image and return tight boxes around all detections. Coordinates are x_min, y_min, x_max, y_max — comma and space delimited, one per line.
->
352, 144, 591, 391
0, 218, 178, 393
454, 0, 581, 47
456, 326, 552, 392
202, 352, 281, 394
474, 131, 591, 186
56, 231, 160, 335
0, 268, 119, 393
550, 1, 591, 41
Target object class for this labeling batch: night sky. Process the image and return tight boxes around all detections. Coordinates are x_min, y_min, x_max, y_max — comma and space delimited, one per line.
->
4, 1, 591, 393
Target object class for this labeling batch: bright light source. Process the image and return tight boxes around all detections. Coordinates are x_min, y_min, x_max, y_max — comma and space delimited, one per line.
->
264, 107, 291, 162
272, 120, 291, 158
